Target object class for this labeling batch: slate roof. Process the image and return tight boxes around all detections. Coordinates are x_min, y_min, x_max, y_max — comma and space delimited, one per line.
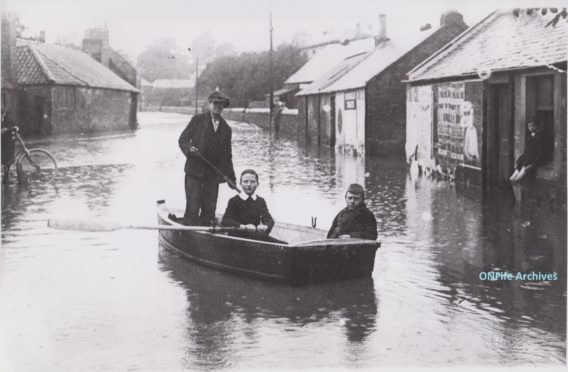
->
319, 27, 439, 93
285, 38, 376, 85
16, 43, 139, 92
408, 10, 568, 82
296, 51, 369, 96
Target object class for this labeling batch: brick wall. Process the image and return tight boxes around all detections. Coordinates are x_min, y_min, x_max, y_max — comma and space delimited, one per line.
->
366, 23, 468, 157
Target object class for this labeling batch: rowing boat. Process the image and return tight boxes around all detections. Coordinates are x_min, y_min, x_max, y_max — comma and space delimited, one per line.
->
156, 200, 380, 285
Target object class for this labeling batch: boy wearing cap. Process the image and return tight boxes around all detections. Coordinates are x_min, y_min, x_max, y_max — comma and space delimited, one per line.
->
221, 169, 285, 243
327, 183, 378, 240
179, 90, 236, 226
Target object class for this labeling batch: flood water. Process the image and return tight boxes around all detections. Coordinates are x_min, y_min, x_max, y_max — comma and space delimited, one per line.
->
1, 112, 566, 370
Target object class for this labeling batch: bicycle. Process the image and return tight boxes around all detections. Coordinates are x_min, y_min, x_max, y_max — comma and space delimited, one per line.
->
1, 126, 58, 184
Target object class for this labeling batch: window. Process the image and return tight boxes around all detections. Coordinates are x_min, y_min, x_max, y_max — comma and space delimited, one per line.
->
344, 91, 356, 110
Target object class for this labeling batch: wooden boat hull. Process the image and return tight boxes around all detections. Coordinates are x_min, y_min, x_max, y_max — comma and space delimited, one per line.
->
157, 201, 380, 285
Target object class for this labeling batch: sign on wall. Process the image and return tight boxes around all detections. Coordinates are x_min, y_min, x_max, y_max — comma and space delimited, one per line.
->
436, 82, 481, 169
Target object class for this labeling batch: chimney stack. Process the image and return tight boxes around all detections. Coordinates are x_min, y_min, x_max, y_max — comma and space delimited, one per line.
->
375, 14, 389, 46
39, 30, 45, 43
1, 14, 18, 87
82, 27, 111, 66
440, 10, 465, 28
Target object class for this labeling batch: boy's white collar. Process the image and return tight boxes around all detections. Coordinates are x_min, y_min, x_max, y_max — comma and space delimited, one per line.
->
239, 192, 257, 201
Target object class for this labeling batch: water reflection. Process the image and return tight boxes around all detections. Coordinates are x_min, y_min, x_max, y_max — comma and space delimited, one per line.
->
158, 249, 378, 370
0, 112, 565, 369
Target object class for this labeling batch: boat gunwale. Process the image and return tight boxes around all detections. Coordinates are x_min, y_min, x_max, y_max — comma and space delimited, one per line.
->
157, 203, 381, 249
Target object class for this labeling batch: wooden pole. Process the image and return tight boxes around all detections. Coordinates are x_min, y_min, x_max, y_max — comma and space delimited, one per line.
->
194, 56, 199, 115
269, 11, 274, 132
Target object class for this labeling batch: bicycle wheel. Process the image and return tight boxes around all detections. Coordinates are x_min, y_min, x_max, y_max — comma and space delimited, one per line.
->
16, 148, 58, 183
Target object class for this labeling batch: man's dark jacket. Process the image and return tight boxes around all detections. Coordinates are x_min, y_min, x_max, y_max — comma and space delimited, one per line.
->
516, 130, 543, 169
327, 204, 378, 240
178, 112, 235, 183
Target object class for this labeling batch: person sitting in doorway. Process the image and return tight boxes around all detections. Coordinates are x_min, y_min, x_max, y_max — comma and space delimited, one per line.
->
221, 169, 286, 244
327, 183, 378, 240
509, 119, 543, 202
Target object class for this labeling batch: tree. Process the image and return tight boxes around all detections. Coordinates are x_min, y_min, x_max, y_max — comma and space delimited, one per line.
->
214, 42, 236, 59
198, 43, 307, 107
191, 31, 216, 64
137, 38, 192, 82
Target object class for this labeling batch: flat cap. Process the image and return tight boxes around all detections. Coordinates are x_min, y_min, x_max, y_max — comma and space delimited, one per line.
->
208, 90, 230, 107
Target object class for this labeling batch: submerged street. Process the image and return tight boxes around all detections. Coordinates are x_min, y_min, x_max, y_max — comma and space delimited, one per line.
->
1, 112, 566, 370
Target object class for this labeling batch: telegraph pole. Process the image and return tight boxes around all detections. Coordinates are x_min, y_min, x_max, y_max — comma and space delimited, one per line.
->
269, 11, 274, 132
194, 56, 199, 115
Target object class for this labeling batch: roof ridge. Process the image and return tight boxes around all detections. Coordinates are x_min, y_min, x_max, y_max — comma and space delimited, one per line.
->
33, 45, 91, 86
408, 10, 500, 79
26, 45, 56, 83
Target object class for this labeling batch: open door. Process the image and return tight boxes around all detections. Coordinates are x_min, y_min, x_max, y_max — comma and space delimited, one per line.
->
486, 84, 514, 186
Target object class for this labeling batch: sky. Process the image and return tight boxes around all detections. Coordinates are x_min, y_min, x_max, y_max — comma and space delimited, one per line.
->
2, 0, 567, 61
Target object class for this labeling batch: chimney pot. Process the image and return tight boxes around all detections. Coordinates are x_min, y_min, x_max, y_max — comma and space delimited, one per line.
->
440, 10, 464, 27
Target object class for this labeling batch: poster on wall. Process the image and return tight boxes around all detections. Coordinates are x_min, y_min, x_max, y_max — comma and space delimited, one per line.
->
437, 81, 481, 169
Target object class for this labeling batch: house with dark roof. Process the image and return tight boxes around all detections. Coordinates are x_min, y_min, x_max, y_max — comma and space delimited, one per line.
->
1, 16, 139, 137
295, 11, 468, 155
406, 9, 567, 205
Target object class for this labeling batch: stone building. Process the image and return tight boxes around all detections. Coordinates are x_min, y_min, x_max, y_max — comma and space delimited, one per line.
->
406, 10, 567, 206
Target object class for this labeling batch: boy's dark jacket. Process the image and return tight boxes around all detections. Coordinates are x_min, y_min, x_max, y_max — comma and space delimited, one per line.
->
221, 195, 275, 238
178, 111, 235, 183
327, 203, 378, 240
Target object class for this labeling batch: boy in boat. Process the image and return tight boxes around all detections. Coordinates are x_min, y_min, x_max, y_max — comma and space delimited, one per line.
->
221, 169, 285, 243
327, 183, 378, 240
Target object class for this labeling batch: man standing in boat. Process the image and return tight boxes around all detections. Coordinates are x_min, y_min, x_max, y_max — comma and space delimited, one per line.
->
179, 90, 236, 226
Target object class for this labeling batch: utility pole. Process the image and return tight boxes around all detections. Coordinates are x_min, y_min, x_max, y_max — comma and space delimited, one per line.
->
194, 55, 199, 115
269, 11, 274, 132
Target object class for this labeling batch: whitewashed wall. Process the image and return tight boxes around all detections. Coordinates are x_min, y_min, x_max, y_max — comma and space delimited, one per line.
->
334, 88, 366, 155
406, 85, 434, 167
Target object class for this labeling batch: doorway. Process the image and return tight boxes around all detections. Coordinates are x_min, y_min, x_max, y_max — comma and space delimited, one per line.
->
486, 83, 513, 186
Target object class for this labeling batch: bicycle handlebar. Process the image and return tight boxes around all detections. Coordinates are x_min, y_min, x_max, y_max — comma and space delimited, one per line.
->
2, 126, 19, 133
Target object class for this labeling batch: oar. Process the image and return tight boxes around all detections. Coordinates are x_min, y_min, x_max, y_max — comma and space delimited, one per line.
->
47, 217, 244, 233
194, 151, 242, 193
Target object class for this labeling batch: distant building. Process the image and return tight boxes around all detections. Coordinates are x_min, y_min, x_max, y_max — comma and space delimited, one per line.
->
1, 16, 139, 137
264, 87, 300, 109
147, 79, 194, 107
296, 11, 467, 155
138, 77, 153, 109
300, 23, 374, 59
406, 9, 567, 205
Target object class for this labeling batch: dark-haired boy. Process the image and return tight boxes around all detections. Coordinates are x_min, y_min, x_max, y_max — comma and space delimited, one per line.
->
221, 169, 285, 243
327, 183, 378, 240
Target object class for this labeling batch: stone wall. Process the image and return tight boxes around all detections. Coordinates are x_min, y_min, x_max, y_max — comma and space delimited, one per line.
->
223, 108, 301, 140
